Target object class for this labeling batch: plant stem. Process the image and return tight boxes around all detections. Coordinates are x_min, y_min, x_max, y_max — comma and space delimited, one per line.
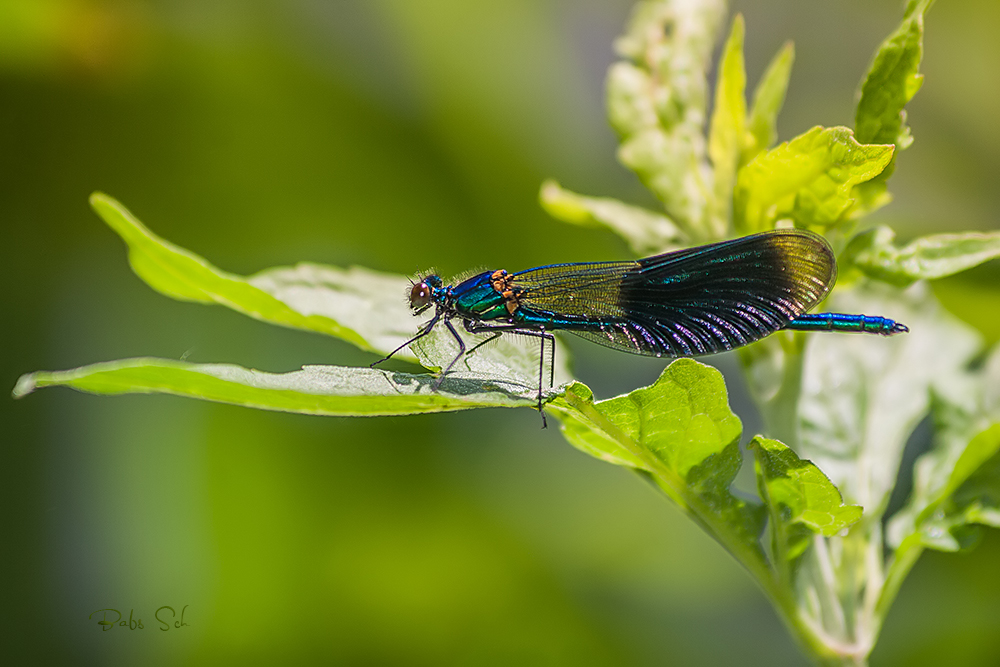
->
874, 535, 924, 625
560, 390, 847, 665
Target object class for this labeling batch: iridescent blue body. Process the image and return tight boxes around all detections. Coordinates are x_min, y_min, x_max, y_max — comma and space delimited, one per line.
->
374, 229, 908, 426
785, 312, 902, 334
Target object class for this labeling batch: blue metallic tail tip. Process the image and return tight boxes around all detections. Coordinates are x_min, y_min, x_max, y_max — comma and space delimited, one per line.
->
891, 322, 909, 335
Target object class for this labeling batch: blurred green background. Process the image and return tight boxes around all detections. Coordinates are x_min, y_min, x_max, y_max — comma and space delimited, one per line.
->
3, 0, 999, 664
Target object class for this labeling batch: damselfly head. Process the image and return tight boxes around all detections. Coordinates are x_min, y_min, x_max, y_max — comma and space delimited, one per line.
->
409, 275, 442, 313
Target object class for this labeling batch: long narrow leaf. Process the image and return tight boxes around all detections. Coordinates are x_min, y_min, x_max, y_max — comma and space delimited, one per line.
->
13, 358, 541, 415
845, 226, 1000, 286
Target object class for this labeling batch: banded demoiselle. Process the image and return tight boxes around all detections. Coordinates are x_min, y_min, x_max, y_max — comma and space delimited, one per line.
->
374, 229, 908, 426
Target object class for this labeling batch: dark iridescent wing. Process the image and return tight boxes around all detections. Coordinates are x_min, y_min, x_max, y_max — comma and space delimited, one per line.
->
511, 229, 836, 357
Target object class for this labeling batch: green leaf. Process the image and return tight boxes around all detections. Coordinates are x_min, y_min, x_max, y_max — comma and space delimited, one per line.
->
549, 359, 766, 558
752, 436, 862, 562
249, 263, 572, 387
552, 359, 741, 476
855, 0, 933, 148
892, 424, 1000, 553
707, 14, 747, 227
949, 427, 1000, 531
548, 381, 646, 469
90, 193, 571, 386
733, 126, 894, 233
607, 0, 727, 239
744, 41, 794, 165
843, 226, 1000, 287
12, 358, 541, 415
90, 192, 371, 351
887, 346, 1000, 551
90, 193, 374, 350
742, 282, 987, 657
538, 180, 686, 255
852, 0, 934, 215
791, 282, 982, 513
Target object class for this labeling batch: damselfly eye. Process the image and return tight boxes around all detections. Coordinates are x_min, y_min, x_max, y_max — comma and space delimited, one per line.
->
409, 281, 433, 310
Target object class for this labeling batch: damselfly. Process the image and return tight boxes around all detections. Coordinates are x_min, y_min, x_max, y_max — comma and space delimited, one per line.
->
374, 229, 907, 426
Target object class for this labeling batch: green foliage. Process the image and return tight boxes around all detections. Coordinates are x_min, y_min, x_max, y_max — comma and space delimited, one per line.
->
844, 226, 1000, 286
606, 0, 727, 240
86, 194, 572, 388
751, 436, 861, 560
550, 360, 767, 555
855, 0, 933, 148
852, 0, 934, 217
12, 358, 539, 416
707, 15, 747, 224
790, 282, 981, 511
539, 180, 685, 255
888, 348, 1000, 552
13, 1, 1000, 665
89, 192, 375, 352
744, 42, 794, 165
733, 126, 894, 234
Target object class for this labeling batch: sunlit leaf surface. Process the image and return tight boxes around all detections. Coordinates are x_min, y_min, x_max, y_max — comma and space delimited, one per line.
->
733, 126, 893, 233
707, 14, 747, 224
607, 0, 726, 238
845, 226, 1000, 287
888, 347, 1000, 551
539, 180, 685, 255
852, 0, 934, 215
752, 436, 862, 561
90, 193, 571, 387
795, 282, 981, 511
550, 359, 767, 559
744, 41, 794, 164
13, 358, 540, 415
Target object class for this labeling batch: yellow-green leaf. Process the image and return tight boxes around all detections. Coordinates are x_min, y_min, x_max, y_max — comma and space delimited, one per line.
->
707, 14, 747, 231
733, 126, 893, 233
744, 41, 794, 164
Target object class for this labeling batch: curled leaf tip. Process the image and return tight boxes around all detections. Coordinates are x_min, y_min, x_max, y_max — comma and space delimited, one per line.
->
12, 373, 38, 399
